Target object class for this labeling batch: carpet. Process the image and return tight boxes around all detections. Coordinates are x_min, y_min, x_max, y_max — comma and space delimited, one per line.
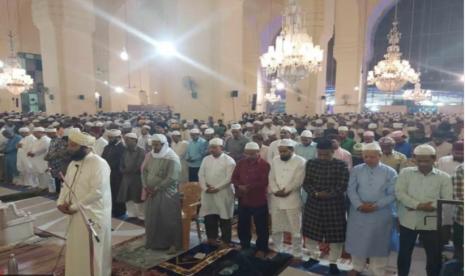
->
151, 243, 293, 276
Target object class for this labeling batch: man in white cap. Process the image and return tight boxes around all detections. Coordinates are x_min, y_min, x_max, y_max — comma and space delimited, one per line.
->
57, 129, 112, 276
224, 124, 249, 162
295, 130, 317, 161
198, 138, 236, 247
137, 125, 151, 152
362, 130, 376, 144
379, 136, 408, 173
232, 141, 271, 258
28, 127, 52, 191
171, 130, 189, 183
118, 133, 146, 220
268, 139, 306, 257
203, 128, 215, 142
267, 126, 294, 163
261, 118, 278, 142
91, 122, 108, 157
392, 130, 413, 158
102, 129, 127, 218
345, 143, 397, 276
186, 128, 208, 181
395, 144, 452, 276
16, 127, 36, 187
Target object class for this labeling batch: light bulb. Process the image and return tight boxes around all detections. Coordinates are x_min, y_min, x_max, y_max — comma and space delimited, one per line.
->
114, 86, 124, 93
120, 49, 129, 61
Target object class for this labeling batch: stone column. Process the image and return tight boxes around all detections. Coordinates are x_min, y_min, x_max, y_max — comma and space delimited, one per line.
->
32, 0, 97, 115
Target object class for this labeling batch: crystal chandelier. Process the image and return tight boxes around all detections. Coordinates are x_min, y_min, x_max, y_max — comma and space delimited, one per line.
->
0, 32, 33, 96
367, 21, 419, 92
403, 82, 431, 102
260, 0, 323, 85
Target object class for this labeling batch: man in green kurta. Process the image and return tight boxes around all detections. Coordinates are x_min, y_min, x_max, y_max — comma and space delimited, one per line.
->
142, 134, 182, 253
339, 126, 356, 153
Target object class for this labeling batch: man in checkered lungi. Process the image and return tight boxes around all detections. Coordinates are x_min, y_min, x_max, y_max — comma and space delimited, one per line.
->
302, 139, 350, 275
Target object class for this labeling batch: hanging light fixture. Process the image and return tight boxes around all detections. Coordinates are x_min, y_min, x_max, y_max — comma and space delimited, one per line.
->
367, 5, 419, 93
402, 82, 431, 102
0, 1, 33, 96
260, 0, 323, 85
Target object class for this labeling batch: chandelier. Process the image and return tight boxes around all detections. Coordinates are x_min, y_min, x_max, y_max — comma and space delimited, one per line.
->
367, 21, 419, 92
403, 82, 431, 102
0, 32, 33, 96
260, 0, 323, 85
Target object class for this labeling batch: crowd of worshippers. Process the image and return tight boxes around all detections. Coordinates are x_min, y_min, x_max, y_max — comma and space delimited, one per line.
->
0, 110, 463, 276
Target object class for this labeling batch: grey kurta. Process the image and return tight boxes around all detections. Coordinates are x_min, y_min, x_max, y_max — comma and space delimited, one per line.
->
142, 155, 182, 250
117, 146, 146, 203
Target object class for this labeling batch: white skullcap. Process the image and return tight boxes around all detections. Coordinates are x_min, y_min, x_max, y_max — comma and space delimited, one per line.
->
142, 125, 151, 130
85, 122, 94, 127
231, 124, 241, 130
289, 127, 297, 134
393, 123, 403, 128
279, 139, 296, 148
190, 128, 201, 134
414, 144, 436, 156
368, 123, 378, 129
45, 128, 57, 133
94, 121, 104, 127
108, 129, 122, 137
264, 118, 272, 123
200, 124, 209, 129
124, 133, 138, 139
51, 122, 60, 127
315, 119, 323, 124
33, 127, 45, 132
19, 127, 30, 133
338, 126, 349, 132
281, 126, 292, 133
301, 130, 313, 138
150, 134, 167, 144
363, 130, 375, 137
205, 128, 215, 135
391, 130, 404, 138
245, 122, 253, 127
245, 142, 260, 150
362, 142, 381, 152
171, 130, 181, 136
69, 130, 95, 147
209, 137, 223, 146
122, 122, 131, 128
253, 120, 263, 125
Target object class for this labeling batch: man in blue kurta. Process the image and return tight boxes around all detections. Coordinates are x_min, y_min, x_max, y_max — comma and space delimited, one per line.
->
2, 129, 21, 185
392, 130, 413, 158
345, 142, 397, 276
186, 128, 208, 181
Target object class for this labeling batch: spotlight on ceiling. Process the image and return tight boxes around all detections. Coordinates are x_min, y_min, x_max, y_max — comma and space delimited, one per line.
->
103, 80, 109, 85
157, 42, 176, 57
120, 48, 129, 61
114, 86, 124, 93
94, 92, 100, 99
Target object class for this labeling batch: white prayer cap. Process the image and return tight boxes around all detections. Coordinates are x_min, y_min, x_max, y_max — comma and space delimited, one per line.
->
205, 128, 215, 135
231, 124, 241, 130
121, 122, 131, 129
379, 136, 395, 145
85, 122, 94, 127
264, 118, 272, 123
242, 142, 258, 151
124, 133, 138, 140
338, 126, 349, 132
63, 127, 77, 137
171, 130, 181, 136
393, 123, 403, 129
150, 134, 167, 144
209, 138, 223, 146
190, 128, 201, 134
94, 121, 104, 127
200, 124, 209, 129
32, 119, 39, 123
414, 144, 436, 156
108, 129, 122, 137
253, 120, 263, 125
69, 129, 95, 147
281, 126, 292, 133
301, 130, 313, 138
51, 122, 60, 127
362, 142, 381, 152
45, 128, 57, 133
363, 130, 375, 137
18, 127, 30, 133
315, 119, 323, 124
368, 123, 378, 129
390, 130, 404, 138
289, 127, 297, 134
279, 139, 296, 148
245, 122, 253, 128
33, 127, 45, 132
142, 125, 151, 130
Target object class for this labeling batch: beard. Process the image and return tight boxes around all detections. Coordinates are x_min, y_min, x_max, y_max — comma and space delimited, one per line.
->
69, 147, 88, 161
280, 155, 291, 161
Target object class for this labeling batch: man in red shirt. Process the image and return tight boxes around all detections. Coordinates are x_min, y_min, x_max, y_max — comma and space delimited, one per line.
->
232, 142, 270, 258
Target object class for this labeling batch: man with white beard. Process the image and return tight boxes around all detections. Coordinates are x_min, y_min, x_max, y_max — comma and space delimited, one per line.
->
16, 127, 37, 187
28, 127, 52, 190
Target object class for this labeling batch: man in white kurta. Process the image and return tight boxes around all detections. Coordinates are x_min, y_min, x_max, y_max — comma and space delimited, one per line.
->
16, 127, 37, 187
91, 122, 108, 156
268, 139, 306, 257
137, 125, 151, 152
171, 131, 189, 183
57, 129, 112, 276
198, 138, 236, 246
267, 127, 295, 163
28, 127, 52, 190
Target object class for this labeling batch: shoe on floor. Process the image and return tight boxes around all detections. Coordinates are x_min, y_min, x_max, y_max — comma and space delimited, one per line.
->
329, 263, 340, 274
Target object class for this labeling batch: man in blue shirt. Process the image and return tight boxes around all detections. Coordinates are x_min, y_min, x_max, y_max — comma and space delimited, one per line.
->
392, 130, 412, 158
186, 128, 208, 181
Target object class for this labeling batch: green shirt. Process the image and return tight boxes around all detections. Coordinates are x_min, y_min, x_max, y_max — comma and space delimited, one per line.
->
395, 167, 452, 230
340, 138, 356, 153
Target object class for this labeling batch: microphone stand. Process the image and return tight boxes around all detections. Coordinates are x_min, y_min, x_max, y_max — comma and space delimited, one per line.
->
56, 171, 100, 276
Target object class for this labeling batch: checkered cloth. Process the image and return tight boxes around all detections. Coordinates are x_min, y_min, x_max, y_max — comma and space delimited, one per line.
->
302, 159, 349, 243
453, 164, 464, 226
